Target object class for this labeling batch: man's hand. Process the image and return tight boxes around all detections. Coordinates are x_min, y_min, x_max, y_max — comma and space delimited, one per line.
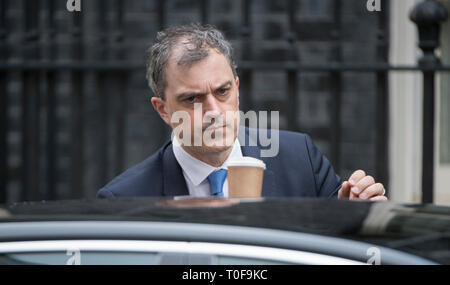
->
338, 170, 387, 201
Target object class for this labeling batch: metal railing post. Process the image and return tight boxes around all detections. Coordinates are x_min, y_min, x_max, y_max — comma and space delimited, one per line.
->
0, 0, 8, 204
410, 0, 448, 204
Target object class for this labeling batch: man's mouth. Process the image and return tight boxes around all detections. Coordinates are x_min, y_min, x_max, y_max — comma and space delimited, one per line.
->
203, 124, 228, 131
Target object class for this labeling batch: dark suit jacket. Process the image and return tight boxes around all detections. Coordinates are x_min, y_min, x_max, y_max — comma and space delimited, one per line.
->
97, 128, 342, 198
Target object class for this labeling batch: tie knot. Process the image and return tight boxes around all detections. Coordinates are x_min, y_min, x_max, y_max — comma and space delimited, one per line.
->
207, 169, 227, 197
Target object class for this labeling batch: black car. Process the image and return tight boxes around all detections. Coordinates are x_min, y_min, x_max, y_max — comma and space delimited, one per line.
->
0, 197, 448, 265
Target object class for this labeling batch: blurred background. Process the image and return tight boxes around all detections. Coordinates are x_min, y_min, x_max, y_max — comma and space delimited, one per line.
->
0, 0, 449, 205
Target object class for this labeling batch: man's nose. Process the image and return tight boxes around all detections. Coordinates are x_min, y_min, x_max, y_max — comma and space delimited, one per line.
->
203, 93, 221, 114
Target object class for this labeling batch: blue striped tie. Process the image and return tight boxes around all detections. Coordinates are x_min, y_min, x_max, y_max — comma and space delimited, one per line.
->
207, 169, 227, 197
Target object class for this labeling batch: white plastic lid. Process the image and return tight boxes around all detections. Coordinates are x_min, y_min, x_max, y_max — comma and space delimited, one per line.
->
226, 157, 266, 169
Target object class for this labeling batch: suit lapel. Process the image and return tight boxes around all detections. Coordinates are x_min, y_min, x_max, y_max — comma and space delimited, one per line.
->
239, 127, 277, 197
161, 142, 189, 197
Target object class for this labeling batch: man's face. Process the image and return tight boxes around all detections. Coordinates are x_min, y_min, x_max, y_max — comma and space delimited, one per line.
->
154, 48, 240, 154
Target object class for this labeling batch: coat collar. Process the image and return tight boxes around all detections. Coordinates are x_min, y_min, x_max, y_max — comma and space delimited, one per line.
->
162, 142, 190, 197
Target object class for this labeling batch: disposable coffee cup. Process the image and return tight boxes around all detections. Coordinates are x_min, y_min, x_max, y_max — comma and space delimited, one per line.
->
226, 157, 266, 198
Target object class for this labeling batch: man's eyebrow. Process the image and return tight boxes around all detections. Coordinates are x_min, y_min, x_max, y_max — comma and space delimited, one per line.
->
176, 91, 206, 100
175, 81, 233, 100
214, 80, 232, 91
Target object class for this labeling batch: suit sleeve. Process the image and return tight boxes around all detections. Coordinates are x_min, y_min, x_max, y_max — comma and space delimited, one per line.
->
304, 134, 342, 198
97, 187, 117, 199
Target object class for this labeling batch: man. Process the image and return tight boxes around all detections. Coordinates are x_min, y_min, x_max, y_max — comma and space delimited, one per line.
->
97, 24, 387, 201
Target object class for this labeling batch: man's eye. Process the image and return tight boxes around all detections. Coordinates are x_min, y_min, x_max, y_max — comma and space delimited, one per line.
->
218, 88, 229, 95
186, 96, 196, 103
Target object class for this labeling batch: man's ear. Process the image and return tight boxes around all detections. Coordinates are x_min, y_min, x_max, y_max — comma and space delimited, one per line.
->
235, 76, 240, 107
151, 96, 171, 125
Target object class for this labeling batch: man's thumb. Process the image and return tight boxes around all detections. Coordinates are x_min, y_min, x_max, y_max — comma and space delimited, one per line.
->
338, 181, 351, 199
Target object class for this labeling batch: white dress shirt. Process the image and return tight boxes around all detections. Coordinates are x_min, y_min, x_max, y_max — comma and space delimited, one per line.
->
172, 136, 243, 198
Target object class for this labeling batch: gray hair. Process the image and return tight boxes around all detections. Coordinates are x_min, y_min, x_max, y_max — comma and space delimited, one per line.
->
145, 23, 237, 100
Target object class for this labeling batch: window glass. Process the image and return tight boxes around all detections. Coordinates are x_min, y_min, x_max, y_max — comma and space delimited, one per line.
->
0, 252, 159, 265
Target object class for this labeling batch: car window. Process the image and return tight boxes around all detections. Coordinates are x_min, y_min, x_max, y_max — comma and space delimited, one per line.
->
0, 252, 290, 265
0, 239, 366, 265
0, 252, 160, 265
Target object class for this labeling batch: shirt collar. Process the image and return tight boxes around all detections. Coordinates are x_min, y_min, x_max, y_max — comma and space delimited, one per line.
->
172, 136, 243, 186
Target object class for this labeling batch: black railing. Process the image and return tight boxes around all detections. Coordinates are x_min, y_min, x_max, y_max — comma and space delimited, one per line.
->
410, 0, 449, 204
0, 0, 449, 204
